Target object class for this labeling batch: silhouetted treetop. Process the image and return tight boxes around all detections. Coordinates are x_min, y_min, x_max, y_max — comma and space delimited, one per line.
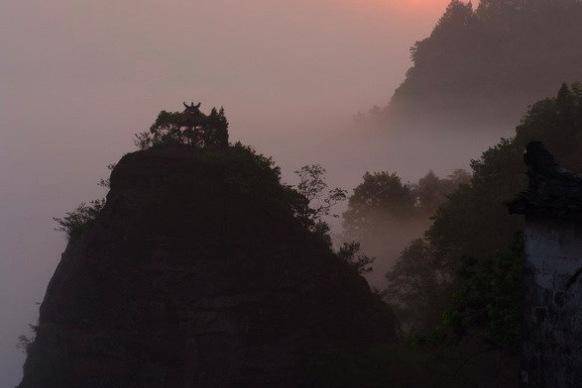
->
342, 172, 416, 241
343, 169, 470, 242
135, 102, 229, 150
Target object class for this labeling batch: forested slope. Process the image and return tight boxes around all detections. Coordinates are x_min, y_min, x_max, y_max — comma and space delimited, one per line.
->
382, 0, 582, 132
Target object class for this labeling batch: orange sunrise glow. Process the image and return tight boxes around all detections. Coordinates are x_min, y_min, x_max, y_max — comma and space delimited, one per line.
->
389, 0, 451, 8
338, 0, 453, 16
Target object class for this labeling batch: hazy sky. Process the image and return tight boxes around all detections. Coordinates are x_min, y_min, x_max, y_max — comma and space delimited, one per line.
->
0, 0, 469, 385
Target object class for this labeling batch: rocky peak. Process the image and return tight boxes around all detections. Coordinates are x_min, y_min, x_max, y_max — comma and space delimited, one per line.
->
19, 144, 395, 388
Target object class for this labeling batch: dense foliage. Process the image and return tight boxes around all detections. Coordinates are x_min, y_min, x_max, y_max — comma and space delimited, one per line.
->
446, 234, 523, 348
135, 103, 229, 150
385, 239, 449, 334
384, 0, 582, 128
343, 172, 416, 242
395, 83, 582, 347
315, 83, 582, 385
341, 169, 469, 289
343, 170, 470, 243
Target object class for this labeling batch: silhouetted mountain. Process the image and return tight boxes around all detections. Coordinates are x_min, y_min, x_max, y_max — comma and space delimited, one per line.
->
18, 143, 395, 387
381, 0, 582, 132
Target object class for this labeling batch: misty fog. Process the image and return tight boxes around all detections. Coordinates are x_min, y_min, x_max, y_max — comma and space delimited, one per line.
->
0, 0, 510, 385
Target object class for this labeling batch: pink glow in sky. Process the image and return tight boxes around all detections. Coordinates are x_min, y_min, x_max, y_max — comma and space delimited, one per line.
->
0, 1, 459, 386
337, 0, 453, 13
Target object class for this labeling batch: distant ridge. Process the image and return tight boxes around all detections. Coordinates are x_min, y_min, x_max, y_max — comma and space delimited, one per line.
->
374, 0, 582, 132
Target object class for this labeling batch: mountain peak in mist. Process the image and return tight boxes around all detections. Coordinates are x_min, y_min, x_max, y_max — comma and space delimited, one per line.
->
18, 138, 396, 387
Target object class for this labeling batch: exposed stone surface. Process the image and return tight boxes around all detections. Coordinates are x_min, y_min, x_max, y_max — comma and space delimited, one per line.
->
18, 145, 395, 388
520, 219, 582, 388
510, 142, 582, 387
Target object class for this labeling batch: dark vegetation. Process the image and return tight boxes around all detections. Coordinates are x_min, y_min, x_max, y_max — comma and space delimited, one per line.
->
36, 54, 582, 388
134, 102, 229, 150
53, 200, 106, 241
343, 169, 470, 241
340, 169, 469, 287
22, 103, 397, 387
374, 0, 582, 129
52, 105, 375, 286
53, 101, 229, 241
421, 83, 582, 347
329, 83, 582, 385
41, 82, 582, 386
54, 105, 350, 250
18, 1, 582, 385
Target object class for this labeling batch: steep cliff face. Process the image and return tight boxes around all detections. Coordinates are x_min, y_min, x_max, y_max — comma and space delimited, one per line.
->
19, 145, 395, 388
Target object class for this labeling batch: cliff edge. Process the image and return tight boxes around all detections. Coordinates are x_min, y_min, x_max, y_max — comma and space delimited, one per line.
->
19, 144, 395, 387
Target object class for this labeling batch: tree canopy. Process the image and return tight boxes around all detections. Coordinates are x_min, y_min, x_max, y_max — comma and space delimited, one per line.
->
342, 169, 469, 245
343, 172, 417, 242
390, 83, 582, 347
135, 102, 229, 150
341, 169, 469, 289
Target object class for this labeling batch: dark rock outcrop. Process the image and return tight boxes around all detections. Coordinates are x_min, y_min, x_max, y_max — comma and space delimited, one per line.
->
19, 145, 395, 388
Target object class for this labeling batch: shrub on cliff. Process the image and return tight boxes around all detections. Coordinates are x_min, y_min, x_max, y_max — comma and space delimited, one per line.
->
53, 199, 106, 241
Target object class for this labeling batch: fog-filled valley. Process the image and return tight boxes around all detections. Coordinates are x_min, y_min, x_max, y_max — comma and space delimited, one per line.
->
5, 0, 582, 386
0, 2, 463, 384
